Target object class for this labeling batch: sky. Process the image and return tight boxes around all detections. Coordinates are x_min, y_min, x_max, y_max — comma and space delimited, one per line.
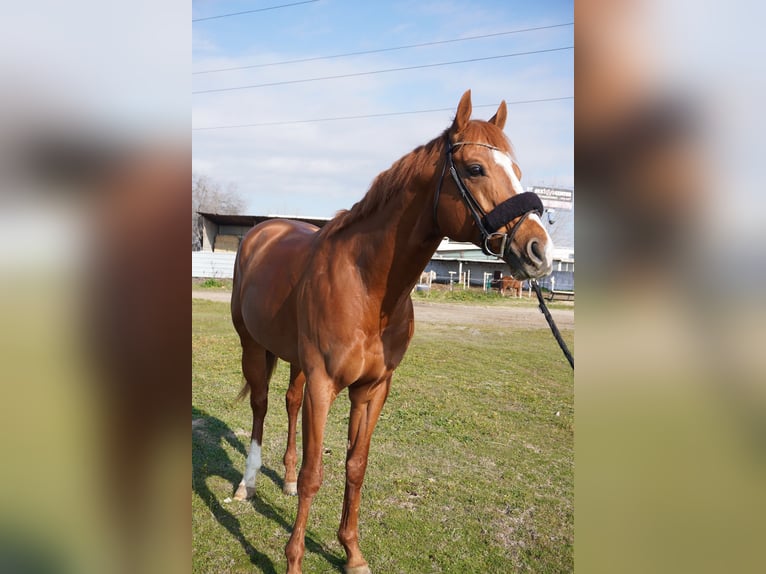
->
192, 0, 573, 217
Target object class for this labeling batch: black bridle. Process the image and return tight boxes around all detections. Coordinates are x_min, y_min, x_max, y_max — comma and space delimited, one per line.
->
434, 139, 544, 277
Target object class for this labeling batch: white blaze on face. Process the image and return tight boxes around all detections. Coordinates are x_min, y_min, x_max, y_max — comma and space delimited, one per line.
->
241, 439, 262, 488
491, 149, 525, 196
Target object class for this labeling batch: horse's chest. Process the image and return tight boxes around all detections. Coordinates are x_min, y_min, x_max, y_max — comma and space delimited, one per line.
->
301, 282, 413, 384
321, 323, 410, 386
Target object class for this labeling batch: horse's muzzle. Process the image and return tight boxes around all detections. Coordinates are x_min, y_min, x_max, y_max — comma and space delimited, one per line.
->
484, 208, 553, 280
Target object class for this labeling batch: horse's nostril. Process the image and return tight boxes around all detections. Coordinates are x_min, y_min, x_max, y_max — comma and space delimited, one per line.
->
527, 239, 544, 264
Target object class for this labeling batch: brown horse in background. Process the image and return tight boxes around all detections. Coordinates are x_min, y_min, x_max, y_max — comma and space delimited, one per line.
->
230, 90, 553, 573
498, 275, 524, 297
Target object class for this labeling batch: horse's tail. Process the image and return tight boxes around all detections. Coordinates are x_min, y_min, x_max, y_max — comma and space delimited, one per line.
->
235, 350, 278, 401
235, 379, 250, 402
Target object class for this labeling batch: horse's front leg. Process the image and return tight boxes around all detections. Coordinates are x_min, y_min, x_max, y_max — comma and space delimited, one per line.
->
283, 363, 305, 496
285, 371, 337, 574
338, 375, 391, 574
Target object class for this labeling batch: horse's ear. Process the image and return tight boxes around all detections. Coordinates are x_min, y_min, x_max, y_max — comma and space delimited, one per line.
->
452, 90, 472, 133
489, 100, 507, 130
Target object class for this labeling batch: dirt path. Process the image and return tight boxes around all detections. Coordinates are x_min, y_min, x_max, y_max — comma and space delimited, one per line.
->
193, 290, 573, 330
410, 300, 573, 330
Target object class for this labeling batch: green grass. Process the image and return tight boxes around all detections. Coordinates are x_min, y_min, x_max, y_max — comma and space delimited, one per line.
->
194, 277, 234, 290
193, 299, 573, 573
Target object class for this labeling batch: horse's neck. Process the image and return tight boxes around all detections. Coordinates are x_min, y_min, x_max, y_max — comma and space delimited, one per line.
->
342, 165, 442, 307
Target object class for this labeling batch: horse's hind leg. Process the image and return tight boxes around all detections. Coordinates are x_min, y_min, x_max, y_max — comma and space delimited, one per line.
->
282, 363, 305, 496
233, 337, 277, 501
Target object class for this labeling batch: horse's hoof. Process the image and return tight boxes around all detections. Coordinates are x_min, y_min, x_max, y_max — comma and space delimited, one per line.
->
283, 481, 298, 496
233, 483, 255, 501
344, 564, 371, 574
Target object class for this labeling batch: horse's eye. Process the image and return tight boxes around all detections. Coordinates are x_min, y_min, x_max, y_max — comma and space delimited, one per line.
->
468, 164, 484, 177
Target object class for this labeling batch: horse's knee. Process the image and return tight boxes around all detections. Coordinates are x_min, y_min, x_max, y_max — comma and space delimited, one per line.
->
286, 380, 303, 401
345, 456, 367, 489
285, 394, 296, 412
285, 538, 304, 573
297, 465, 323, 498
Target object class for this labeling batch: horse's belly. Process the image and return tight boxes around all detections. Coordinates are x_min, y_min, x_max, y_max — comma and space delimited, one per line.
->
240, 276, 300, 363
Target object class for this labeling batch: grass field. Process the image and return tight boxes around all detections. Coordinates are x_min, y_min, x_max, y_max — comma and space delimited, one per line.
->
192, 298, 573, 573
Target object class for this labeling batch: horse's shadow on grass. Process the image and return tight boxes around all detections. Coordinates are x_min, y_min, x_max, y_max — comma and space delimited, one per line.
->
192, 406, 345, 572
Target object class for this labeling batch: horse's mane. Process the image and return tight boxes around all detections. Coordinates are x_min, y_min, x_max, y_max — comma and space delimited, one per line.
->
319, 131, 446, 238
319, 120, 515, 238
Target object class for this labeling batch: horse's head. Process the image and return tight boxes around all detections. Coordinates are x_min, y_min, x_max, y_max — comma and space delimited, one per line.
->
435, 90, 554, 280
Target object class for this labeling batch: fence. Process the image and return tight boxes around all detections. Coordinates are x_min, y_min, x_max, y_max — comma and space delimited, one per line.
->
424, 261, 571, 291
192, 251, 574, 293
192, 252, 236, 278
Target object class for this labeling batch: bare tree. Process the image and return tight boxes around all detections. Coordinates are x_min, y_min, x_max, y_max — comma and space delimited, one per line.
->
192, 173, 245, 250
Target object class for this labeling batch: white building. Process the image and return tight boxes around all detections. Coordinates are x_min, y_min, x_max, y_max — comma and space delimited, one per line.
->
193, 186, 574, 292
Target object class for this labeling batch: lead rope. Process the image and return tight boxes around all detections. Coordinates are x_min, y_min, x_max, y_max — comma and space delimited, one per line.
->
530, 279, 574, 369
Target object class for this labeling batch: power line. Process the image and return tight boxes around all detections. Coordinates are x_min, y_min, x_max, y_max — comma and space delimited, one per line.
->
193, 22, 574, 75
193, 46, 573, 94
193, 1, 319, 23
192, 97, 573, 131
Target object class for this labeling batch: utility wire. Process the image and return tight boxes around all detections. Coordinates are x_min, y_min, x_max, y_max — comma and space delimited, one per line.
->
193, 46, 573, 94
193, 1, 319, 22
193, 22, 574, 75
192, 97, 573, 131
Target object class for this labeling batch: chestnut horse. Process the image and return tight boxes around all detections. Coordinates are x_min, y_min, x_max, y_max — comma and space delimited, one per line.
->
498, 275, 524, 297
231, 90, 553, 573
